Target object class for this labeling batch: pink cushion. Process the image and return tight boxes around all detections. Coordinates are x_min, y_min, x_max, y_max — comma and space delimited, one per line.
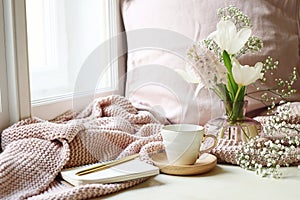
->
122, 0, 300, 124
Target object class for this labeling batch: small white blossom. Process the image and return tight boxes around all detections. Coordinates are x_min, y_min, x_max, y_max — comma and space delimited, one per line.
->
186, 44, 227, 88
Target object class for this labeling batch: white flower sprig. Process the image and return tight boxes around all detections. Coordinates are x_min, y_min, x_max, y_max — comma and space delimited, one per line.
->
203, 5, 263, 59
185, 5, 299, 179
248, 57, 298, 111
237, 103, 300, 178
193, 5, 292, 123
237, 136, 300, 178
263, 102, 300, 135
186, 44, 227, 88
200, 5, 297, 114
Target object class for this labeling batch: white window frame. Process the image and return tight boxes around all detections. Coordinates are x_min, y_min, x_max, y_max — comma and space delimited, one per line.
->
0, 0, 10, 131
1, 0, 125, 122
4, 0, 31, 122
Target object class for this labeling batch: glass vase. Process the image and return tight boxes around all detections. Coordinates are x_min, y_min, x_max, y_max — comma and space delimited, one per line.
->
205, 100, 262, 142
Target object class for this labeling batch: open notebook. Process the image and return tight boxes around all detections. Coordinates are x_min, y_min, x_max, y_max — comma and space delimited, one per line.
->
60, 158, 159, 186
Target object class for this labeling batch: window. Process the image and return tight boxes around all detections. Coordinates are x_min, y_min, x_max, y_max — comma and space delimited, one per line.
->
26, 0, 116, 105
1, 0, 123, 123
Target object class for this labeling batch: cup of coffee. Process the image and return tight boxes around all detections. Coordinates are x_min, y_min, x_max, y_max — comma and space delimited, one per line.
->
161, 124, 217, 165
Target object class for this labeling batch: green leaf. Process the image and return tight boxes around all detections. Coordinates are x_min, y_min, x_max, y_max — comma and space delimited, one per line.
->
222, 50, 232, 72
222, 50, 238, 101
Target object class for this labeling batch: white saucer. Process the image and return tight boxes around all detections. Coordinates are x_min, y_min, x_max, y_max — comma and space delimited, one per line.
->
150, 152, 217, 176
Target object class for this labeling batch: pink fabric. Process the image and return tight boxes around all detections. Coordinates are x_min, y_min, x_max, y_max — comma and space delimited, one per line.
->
0, 95, 164, 200
211, 102, 300, 165
122, 0, 300, 124
1, 95, 300, 199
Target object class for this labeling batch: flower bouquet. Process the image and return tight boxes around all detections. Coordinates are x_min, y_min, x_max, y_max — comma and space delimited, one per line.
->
185, 6, 297, 142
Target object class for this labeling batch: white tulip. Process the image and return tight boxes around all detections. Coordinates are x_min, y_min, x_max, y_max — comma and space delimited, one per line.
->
208, 20, 252, 54
232, 58, 264, 86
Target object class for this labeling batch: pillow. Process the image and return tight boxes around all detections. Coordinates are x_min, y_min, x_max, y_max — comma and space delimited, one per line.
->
122, 0, 300, 125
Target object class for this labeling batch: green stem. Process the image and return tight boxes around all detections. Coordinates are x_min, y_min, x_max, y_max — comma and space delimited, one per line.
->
246, 95, 269, 106
246, 87, 286, 96
240, 125, 250, 141
233, 86, 243, 103
222, 50, 238, 102
219, 126, 226, 138
228, 85, 245, 123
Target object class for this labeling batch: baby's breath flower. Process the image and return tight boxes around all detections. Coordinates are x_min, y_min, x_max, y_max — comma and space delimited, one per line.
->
237, 103, 300, 178
217, 5, 252, 29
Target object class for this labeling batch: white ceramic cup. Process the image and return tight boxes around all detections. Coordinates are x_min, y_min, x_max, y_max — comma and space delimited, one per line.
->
161, 124, 218, 165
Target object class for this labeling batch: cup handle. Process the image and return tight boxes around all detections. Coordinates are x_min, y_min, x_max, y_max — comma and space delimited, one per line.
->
199, 134, 218, 155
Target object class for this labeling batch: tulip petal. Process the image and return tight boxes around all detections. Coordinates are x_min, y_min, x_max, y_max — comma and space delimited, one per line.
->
232, 58, 263, 86
217, 21, 234, 51
229, 28, 252, 54
216, 20, 236, 51
208, 19, 252, 55
232, 58, 243, 84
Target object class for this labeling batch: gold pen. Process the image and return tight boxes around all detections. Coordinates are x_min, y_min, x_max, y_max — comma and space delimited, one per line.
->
75, 154, 139, 176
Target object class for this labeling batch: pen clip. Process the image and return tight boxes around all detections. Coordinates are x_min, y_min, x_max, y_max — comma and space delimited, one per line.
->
75, 154, 139, 176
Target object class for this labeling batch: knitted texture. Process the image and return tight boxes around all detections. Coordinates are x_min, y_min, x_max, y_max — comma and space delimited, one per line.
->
0, 95, 164, 200
210, 139, 242, 164
1, 95, 300, 199
210, 102, 300, 165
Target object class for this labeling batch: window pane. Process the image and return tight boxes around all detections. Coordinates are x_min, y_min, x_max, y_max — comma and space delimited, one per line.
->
26, 0, 114, 104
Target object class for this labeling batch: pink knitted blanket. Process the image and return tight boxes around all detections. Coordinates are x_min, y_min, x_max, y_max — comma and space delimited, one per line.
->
1, 95, 300, 199
0, 95, 166, 200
